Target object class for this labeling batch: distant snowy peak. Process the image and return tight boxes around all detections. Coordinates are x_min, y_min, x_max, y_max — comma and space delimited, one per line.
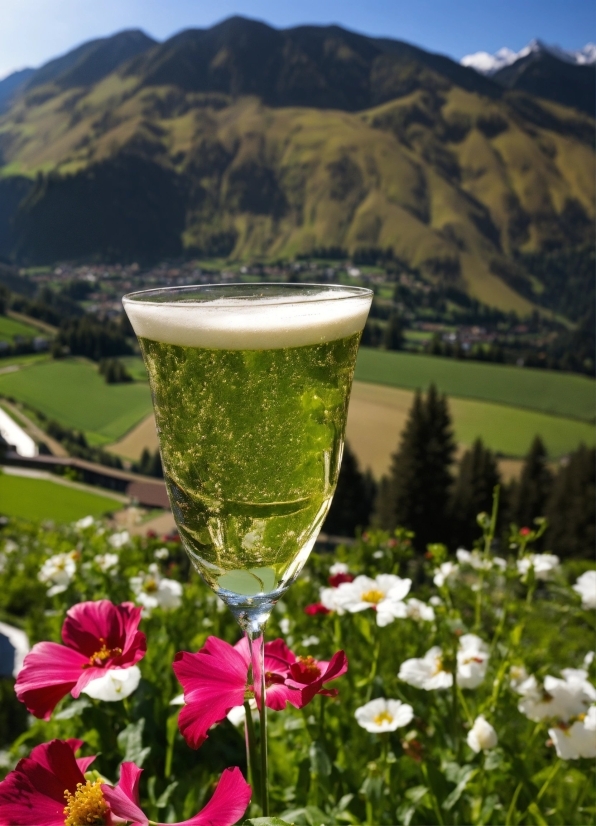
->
461, 40, 596, 76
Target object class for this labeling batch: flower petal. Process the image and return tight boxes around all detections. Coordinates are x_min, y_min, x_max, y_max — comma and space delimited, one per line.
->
164, 766, 251, 826
62, 600, 146, 668
177, 694, 243, 749
102, 762, 148, 826
15, 642, 87, 719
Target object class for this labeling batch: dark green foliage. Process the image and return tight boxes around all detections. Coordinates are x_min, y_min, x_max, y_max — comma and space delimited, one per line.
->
323, 442, 375, 537
44, 418, 123, 469
449, 439, 501, 548
11, 285, 83, 326
135, 448, 164, 479
11, 156, 187, 265
56, 315, 132, 361
375, 385, 456, 550
508, 436, 553, 529
99, 358, 133, 384
383, 312, 404, 351
518, 245, 595, 323
546, 444, 595, 559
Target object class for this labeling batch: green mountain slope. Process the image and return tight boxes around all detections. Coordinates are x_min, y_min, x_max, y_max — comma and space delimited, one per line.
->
0, 18, 593, 315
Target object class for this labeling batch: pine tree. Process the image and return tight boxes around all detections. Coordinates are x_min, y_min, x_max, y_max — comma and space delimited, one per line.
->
323, 442, 375, 537
545, 445, 595, 559
509, 436, 553, 528
384, 313, 404, 351
449, 438, 501, 548
376, 385, 455, 550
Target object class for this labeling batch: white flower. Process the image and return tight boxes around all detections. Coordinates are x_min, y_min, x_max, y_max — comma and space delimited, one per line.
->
573, 571, 596, 609
377, 597, 435, 627
169, 693, 185, 706
372, 550, 384, 559
433, 562, 458, 588
584, 651, 595, 668
456, 548, 506, 571
509, 664, 530, 690
319, 587, 345, 614
429, 596, 442, 606
329, 562, 349, 575
227, 699, 257, 727
130, 563, 183, 613
517, 553, 560, 581
457, 634, 490, 689
301, 635, 320, 647
75, 515, 95, 530
399, 646, 453, 690
518, 670, 596, 722
109, 530, 130, 549
333, 575, 412, 623
82, 665, 141, 701
154, 547, 169, 560
279, 618, 291, 635
3, 540, 17, 554
549, 720, 596, 760
38, 552, 77, 596
355, 698, 414, 733
95, 553, 119, 572
584, 705, 596, 731
467, 715, 498, 753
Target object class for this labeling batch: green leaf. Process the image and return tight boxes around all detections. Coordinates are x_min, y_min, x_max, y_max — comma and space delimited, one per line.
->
245, 819, 295, 826
54, 698, 91, 719
527, 802, 548, 826
156, 781, 179, 808
309, 741, 331, 777
117, 718, 151, 767
442, 767, 477, 811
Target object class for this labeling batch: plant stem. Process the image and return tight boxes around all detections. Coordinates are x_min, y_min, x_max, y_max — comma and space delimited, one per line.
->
421, 762, 445, 826
245, 628, 269, 816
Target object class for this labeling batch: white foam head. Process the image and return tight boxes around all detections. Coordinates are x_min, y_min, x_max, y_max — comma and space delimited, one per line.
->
123, 285, 372, 350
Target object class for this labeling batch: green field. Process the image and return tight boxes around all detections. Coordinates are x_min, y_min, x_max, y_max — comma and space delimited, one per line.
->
0, 474, 122, 521
0, 315, 40, 340
355, 348, 595, 422
0, 358, 152, 444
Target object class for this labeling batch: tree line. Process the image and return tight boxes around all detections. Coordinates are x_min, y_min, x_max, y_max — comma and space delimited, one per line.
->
323, 385, 594, 559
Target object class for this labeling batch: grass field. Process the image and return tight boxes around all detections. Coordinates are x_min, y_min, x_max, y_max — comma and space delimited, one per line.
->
0, 358, 152, 444
355, 348, 595, 422
0, 473, 122, 521
0, 315, 40, 340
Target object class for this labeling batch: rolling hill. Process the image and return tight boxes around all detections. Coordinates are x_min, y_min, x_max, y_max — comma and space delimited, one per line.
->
0, 17, 593, 314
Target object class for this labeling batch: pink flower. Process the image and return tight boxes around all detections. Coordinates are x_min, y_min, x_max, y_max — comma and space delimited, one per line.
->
103, 763, 251, 826
286, 651, 349, 704
173, 636, 305, 748
0, 739, 102, 826
328, 572, 355, 588
0, 739, 250, 826
15, 600, 146, 720
304, 603, 331, 616
519, 527, 531, 537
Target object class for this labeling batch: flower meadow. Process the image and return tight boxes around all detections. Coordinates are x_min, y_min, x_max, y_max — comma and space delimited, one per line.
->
0, 506, 594, 826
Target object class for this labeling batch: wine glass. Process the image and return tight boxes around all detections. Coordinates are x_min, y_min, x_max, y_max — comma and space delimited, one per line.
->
123, 283, 372, 813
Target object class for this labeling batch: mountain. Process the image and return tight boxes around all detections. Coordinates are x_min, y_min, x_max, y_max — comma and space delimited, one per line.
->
462, 40, 596, 115
0, 18, 593, 316
462, 40, 596, 75
0, 68, 35, 114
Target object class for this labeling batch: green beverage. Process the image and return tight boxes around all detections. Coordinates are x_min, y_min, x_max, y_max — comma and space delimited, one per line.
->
124, 285, 371, 602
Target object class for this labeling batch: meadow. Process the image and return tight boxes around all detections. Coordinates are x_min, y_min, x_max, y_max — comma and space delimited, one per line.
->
0, 314, 41, 340
0, 472, 125, 521
354, 349, 595, 423
0, 357, 152, 444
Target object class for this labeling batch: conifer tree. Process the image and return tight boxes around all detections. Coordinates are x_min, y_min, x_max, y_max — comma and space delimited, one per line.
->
376, 385, 455, 550
383, 313, 404, 351
323, 442, 375, 537
449, 438, 501, 548
545, 445, 595, 559
509, 436, 553, 528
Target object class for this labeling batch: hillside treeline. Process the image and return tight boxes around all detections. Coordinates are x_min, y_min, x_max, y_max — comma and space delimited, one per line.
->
325, 386, 595, 558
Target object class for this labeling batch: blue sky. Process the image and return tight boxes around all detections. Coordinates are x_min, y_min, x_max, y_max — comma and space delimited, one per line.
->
1, 0, 594, 78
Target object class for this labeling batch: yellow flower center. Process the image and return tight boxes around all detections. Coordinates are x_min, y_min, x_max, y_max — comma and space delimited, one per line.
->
63, 780, 108, 826
297, 655, 322, 679
361, 589, 384, 605
432, 657, 445, 676
145, 578, 159, 593
85, 638, 122, 668
373, 710, 394, 726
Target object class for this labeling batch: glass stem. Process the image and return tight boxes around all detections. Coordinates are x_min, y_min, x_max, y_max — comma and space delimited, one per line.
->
245, 624, 269, 816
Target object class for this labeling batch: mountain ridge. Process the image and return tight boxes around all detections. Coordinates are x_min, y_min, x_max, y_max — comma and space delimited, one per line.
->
0, 17, 593, 317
